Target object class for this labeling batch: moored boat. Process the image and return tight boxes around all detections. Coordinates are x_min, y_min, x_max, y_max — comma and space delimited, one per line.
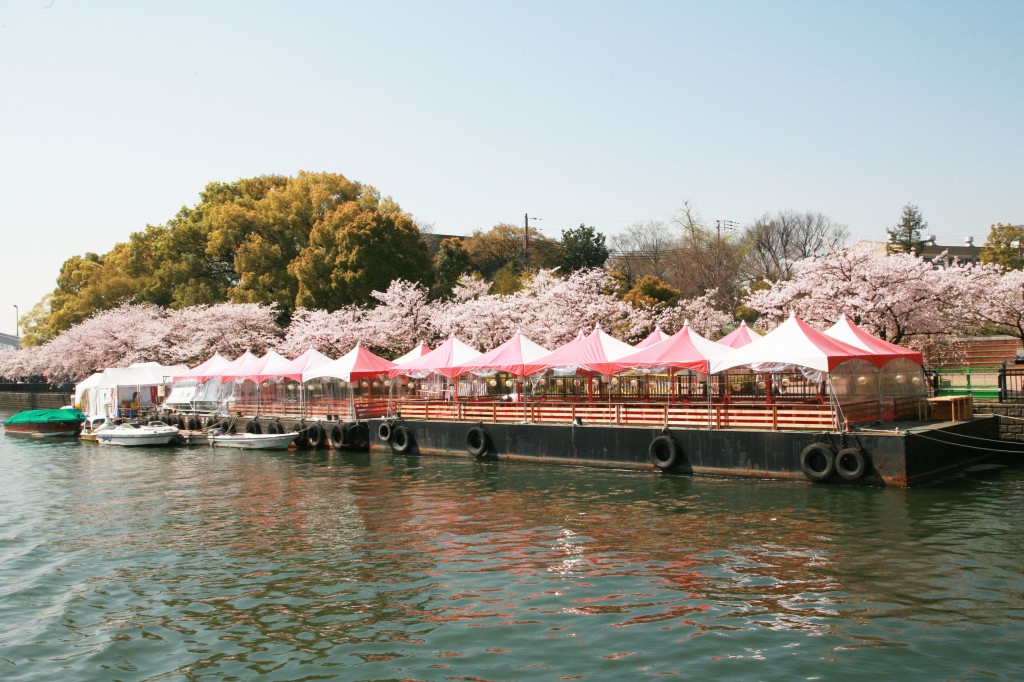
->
208, 431, 296, 450
96, 421, 180, 447
79, 415, 114, 443
2, 409, 86, 438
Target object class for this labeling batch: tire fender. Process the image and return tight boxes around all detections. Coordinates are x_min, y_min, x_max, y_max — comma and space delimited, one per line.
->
835, 447, 867, 481
648, 435, 679, 471
800, 443, 836, 482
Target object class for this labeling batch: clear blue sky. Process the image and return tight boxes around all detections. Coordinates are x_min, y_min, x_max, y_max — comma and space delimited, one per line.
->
1, 0, 1022, 335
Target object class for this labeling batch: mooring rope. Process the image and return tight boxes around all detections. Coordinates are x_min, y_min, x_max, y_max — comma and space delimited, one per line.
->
909, 428, 1024, 448
908, 430, 1024, 454
986, 412, 1024, 422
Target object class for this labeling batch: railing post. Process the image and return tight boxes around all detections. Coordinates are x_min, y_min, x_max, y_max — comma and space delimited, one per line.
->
1000, 362, 1007, 403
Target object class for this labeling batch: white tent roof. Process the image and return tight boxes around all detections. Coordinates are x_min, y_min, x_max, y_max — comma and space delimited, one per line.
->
709, 314, 878, 374
97, 363, 188, 389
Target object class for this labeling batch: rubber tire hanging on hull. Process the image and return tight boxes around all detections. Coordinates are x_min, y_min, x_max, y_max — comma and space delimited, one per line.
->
291, 423, 309, 448
835, 447, 867, 481
391, 425, 413, 454
648, 435, 679, 471
329, 424, 346, 449
245, 421, 262, 434
800, 443, 836, 482
347, 423, 368, 448
378, 421, 394, 442
268, 421, 283, 435
307, 424, 325, 449
465, 426, 489, 457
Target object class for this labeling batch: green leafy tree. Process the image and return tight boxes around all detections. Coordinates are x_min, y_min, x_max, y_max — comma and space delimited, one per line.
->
980, 223, 1024, 270
222, 172, 364, 313
886, 203, 928, 254
290, 203, 432, 310
462, 223, 561, 278
431, 238, 475, 299
17, 295, 55, 347
490, 264, 524, 294
623, 275, 681, 309
559, 224, 609, 273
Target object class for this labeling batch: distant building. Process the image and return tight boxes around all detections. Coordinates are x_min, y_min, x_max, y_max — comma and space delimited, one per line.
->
857, 235, 984, 265
0, 332, 18, 351
918, 234, 983, 264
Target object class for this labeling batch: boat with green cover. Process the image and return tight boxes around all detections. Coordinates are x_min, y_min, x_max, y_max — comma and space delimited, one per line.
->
2, 409, 87, 438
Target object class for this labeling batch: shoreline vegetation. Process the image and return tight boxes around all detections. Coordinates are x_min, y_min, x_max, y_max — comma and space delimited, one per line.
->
3, 172, 1022, 384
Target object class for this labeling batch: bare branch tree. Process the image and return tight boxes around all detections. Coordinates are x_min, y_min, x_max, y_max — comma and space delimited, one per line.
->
607, 221, 679, 286
742, 210, 848, 281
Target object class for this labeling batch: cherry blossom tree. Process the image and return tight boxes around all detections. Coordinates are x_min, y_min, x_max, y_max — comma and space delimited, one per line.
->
651, 289, 734, 339
743, 244, 968, 344
277, 307, 367, 358
947, 265, 1024, 348
360, 280, 440, 357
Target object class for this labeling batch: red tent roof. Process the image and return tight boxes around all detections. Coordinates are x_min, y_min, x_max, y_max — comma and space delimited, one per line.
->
533, 326, 635, 376
394, 342, 432, 365
455, 331, 551, 377
175, 353, 230, 382
614, 324, 732, 374
718, 320, 762, 348
635, 327, 669, 349
824, 315, 923, 366
304, 342, 396, 382
389, 336, 482, 379
212, 351, 259, 383
270, 348, 335, 382
220, 350, 290, 383
710, 314, 883, 374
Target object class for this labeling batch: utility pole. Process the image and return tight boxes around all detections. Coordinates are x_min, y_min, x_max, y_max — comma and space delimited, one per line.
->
524, 213, 529, 268
523, 213, 541, 269
714, 220, 738, 283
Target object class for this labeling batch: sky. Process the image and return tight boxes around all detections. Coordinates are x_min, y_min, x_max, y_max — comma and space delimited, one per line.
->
1, 0, 1022, 336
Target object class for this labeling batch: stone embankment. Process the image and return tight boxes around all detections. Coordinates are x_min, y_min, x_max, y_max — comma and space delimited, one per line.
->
973, 403, 1024, 442
0, 392, 73, 411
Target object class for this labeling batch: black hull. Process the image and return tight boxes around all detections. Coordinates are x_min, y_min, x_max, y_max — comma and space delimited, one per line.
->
368, 416, 1001, 487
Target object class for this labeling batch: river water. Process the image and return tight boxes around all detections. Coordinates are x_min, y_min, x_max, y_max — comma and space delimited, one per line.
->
1, 418, 1023, 681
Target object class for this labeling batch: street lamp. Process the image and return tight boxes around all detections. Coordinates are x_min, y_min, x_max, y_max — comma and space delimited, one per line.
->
13, 304, 18, 339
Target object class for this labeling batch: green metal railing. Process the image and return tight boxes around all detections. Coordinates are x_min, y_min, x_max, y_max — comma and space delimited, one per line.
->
928, 367, 1001, 401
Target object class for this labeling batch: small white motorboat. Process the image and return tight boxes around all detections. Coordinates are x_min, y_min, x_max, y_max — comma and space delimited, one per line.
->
97, 421, 180, 447
208, 431, 297, 450
80, 415, 115, 443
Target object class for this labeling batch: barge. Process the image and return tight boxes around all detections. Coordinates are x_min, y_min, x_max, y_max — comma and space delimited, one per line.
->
367, 414, 999, 487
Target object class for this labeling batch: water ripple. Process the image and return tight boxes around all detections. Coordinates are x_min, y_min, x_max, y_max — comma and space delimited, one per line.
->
0, 431, 1022, 680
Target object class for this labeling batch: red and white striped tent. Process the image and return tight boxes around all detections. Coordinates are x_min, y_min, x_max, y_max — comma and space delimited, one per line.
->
455, 331, 550, 377
614, 323, 732, 375
532, 326, 635, 376
709, 314, 883, 374
823, 314, 923, 366
718, 320, 762, 349
304, 342, 396, 382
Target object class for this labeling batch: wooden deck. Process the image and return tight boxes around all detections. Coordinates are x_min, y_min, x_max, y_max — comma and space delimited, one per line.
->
215, 392, 935, 433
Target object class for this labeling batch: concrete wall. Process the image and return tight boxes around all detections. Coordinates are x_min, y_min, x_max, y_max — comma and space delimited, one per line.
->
0, 392, 74, 410
974, 403, 1024, 442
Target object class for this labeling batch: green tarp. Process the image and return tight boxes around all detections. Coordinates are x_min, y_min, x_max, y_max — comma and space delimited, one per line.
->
3, 409, 87, 425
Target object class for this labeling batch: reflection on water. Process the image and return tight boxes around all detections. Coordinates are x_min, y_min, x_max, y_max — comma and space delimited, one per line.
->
0, 430, 1022, 680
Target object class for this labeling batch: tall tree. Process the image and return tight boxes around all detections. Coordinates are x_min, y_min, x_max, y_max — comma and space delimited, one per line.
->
431, 238, 476, 299
979, 222, 1024, 270
559, 224, 609, 273
742, 211, 848, 282
670, 202, 745, 307
608, 220, 679, 288
462, 223, 560, 278
887, 203, 928, 254
290, 203, 432, 310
